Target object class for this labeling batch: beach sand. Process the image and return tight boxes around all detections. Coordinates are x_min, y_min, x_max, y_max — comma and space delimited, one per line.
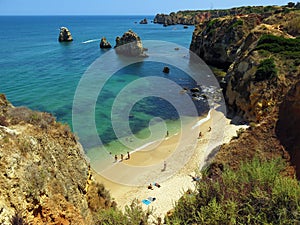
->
93, 109, 248, 220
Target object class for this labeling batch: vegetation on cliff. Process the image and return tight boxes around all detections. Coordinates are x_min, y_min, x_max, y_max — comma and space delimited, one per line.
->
166, 158, 300, 224
169, 3, 300, 224
0, 94, 116, 224
154, 3, 299, 26
0, 93, 155, 225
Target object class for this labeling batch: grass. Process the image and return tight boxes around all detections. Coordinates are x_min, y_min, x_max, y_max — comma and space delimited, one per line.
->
255, 34, 300, 60
166, 157, 300, 225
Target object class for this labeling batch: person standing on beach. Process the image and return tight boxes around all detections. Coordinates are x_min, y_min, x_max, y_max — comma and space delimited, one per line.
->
198, 132, 202, 139
121, 154, 124, 161
114, 155, 118, 162
162, 160, 167, 171
166, 130, 169, 137
127, 151, 130, 159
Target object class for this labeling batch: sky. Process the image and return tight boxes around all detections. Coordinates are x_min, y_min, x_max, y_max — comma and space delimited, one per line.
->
0, 0, 292, 15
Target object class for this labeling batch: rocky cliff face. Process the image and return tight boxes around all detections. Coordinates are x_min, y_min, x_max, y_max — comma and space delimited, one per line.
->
190, 9, 300, 121
189, 7, 300, 178
153, 5, 284, 26
190, 14, 262, 69
0, 94, 113, 224
276, 81, 300, 179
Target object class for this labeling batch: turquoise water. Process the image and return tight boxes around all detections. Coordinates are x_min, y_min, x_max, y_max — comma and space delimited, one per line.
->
0, 16, 208, 155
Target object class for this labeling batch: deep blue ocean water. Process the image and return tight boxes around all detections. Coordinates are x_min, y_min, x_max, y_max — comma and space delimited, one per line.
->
0, 16, 208, 154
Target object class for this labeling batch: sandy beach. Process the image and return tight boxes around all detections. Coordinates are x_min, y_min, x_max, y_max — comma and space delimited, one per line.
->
93, 109, 248, 220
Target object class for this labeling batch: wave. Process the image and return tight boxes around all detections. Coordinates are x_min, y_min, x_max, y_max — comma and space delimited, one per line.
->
130, 140, 161, 154
82, 39, 100, 44
192, 109, 212, 130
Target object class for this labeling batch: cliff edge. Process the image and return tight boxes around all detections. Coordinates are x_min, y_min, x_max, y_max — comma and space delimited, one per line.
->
189, 5, 300, 178
0, 94, 114, 224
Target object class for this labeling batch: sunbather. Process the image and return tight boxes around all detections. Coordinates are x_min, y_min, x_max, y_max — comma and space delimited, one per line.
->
148, 183, 154, 190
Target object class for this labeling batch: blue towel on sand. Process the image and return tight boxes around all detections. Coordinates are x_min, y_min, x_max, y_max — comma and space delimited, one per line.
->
142, 199, 152, 205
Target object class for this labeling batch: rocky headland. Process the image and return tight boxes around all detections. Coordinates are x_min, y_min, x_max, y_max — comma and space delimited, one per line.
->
189, 4, 300, 178
58, 27, 73, 42
154, 3, 300, 26
114, 30, 147, 57
0, 94, 115, 224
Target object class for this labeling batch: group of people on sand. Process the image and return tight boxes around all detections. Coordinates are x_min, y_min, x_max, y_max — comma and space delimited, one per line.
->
112, 151, 130, 162
147, 182, 161, 190
198, 126, 211, 139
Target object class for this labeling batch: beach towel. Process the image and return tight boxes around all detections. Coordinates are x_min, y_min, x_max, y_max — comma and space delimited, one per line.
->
142, 197, 156, 205
142, 199, 152, 205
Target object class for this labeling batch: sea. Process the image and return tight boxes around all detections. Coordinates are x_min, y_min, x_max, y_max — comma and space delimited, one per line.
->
0, 16, 211, 159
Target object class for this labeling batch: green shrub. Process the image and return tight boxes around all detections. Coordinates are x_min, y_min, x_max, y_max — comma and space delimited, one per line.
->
96, 199, 152, 225
254, 58, 277, 81
229, 19, 243, 30
166, 158, 300, 225
255, 34, 300, 59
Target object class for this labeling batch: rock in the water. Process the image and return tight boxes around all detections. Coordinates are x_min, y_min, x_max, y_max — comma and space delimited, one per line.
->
190, 87, 200, 93
139, 18, 148, 24
58, 27, 73, 42
114, 30, 147, 57
163, 66, 170, 73
100, 37, 112, 49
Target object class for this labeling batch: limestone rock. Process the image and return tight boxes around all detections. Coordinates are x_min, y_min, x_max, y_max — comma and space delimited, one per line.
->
58, 27, 73, 42
139, 18, 148, 24
114, 30, 147, 57
0, 96, 114, 224
100, 37, 112, 49
190, 14, 262, 70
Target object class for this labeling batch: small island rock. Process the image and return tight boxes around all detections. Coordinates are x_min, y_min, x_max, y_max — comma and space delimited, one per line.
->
139, 18, 148, 24
58, 27, 73, 42
100, 37, 112, 49
163, 66, 170, 73
114, 30, 147, 57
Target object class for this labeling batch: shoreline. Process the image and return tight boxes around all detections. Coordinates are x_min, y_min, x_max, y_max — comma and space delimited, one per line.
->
92, 109, 249, 219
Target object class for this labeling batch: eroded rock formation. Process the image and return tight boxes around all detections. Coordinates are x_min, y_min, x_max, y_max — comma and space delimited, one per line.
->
276, 81, 300, 179
139, 18, 148, 24
100, 37, 112, 49
0, 94, 114, 224
58, 27, 73, 42
114, 30, 147, 57
189, 7, 300, 179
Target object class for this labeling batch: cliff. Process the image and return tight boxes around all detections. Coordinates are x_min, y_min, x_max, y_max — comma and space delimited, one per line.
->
189, 6, 300, 177
153, 5, 287, 26
0, 94, 113, 224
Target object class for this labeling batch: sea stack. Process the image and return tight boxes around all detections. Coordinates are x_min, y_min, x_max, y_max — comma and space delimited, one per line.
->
163, 66, 170, 73
58, 27, 73, 42
100, 37, 112, 49
114, 30, 147, 57
139, 18, 148, 24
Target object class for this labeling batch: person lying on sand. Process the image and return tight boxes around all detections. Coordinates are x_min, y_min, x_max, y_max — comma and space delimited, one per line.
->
189, 174, 200, 181
148, 183, 154, 190
154, 182, 161, 188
